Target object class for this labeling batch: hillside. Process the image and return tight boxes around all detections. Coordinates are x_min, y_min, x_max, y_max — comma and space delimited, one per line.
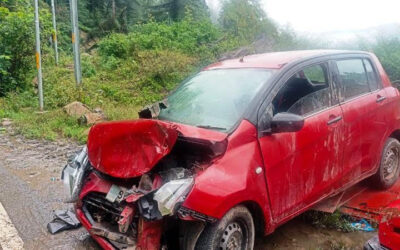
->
1, 0, 400, 143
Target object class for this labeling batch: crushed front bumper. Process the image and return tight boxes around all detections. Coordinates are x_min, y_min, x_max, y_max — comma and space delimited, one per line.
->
74, 171, 170, 250
76, 207, 116, 250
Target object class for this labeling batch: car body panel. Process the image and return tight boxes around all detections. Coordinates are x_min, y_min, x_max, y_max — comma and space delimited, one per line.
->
338, 92, 388, 185
258, 105, 345, 222
205, 50, 350, 70
182, 119, 273, 231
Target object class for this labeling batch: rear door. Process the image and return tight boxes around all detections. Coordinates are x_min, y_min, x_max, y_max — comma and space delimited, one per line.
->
258, 62, 345, 222
334, 58, 388, 186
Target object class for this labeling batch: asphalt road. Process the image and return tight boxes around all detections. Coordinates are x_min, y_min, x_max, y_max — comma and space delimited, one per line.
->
0, 131, 99, 250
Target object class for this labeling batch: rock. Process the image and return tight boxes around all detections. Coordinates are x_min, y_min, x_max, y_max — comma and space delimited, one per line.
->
93, 107, 104, 114
78, 113, 105, 126
63, 102, 107, 126
1, 118, 13, 127
63, 101, 91, 118
65, 64, 74, 70
32, 76, 38, 87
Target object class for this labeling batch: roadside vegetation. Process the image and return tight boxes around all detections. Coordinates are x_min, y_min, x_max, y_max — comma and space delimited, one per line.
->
1, 0, 400, 143
302, 211, 356, 233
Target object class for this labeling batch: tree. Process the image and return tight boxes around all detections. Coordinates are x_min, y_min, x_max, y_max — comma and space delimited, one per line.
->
0, 1, 52, 96
174, 0, 209, 20
370, 37, 400, 81
219, 0, 277, 43
58, 0, 210, 36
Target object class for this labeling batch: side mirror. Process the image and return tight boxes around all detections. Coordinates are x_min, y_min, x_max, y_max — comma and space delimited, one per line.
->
270, 112, 304, 133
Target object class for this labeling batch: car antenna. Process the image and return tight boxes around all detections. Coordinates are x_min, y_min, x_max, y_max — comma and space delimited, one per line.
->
239, 56, 245, 63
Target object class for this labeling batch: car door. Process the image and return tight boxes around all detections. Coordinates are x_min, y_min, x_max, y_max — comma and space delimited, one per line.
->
257, 62, 345, 222
334, 58, 388, 186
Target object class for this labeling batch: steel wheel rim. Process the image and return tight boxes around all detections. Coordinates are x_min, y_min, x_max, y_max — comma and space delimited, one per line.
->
219, 221, 248, 250
383, 146, 400, 181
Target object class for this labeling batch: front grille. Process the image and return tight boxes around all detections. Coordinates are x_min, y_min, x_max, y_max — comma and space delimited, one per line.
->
83, 192, 124, 223
83, 193, 138, 249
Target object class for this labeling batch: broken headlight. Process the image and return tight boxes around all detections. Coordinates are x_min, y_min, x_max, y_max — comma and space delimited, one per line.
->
153, 178, 194, 216
61, 146, 90, 203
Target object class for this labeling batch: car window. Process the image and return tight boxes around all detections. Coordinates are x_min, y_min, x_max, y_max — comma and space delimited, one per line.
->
336, 59, 370, 100
302, 65, 327, 85
158, 69, 274, 131
272, 63, 331, 116
364, 59, 379, 91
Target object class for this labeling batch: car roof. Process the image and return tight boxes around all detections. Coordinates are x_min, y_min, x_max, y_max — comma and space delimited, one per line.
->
204, 50, 370, 70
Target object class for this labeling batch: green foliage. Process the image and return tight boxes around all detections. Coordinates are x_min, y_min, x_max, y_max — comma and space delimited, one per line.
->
2, 0, 399, 144
333, 35, 400, 82
98, 33, 130, 58
135, 50, 195, 100
219, 0, 278, 44
99, 18, 221, 62
81, 54, 97, 77
0, 2, 52, 96
174, 0, 209, 20
0, 0, 30, 9
51, 0, 210, 37
0, 0, 311, 142
302, 211, 355, 232
368, 37, 400, 81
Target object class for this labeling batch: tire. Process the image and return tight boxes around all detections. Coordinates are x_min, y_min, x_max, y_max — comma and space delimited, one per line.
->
195, 206, 255, 250
371, 137, 400, 189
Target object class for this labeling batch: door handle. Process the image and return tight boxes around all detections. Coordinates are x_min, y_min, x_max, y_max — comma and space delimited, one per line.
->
327, 116, 342, 125
376, 95, 386, 103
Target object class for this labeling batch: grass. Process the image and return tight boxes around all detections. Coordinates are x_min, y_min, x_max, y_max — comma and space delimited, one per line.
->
9, 109, 87, 141
1, 104, 141, 143
0, 49, 196, 143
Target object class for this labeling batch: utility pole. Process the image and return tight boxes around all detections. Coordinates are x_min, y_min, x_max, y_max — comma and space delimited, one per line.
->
69, 0, 82, 86
51, 0, 59, 65
34, 0, 44, 111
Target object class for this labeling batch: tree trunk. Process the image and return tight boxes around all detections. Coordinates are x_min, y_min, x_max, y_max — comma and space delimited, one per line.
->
112, 0, 116, 21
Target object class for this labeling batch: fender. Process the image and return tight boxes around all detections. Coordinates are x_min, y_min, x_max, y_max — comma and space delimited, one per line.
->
378, 86, 400, 172
182, 120, 274, 234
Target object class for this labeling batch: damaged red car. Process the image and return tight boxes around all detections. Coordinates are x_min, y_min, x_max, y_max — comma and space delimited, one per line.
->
62, 50, 400, 250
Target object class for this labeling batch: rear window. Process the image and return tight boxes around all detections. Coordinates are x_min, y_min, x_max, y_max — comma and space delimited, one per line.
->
336, 59, 370, 100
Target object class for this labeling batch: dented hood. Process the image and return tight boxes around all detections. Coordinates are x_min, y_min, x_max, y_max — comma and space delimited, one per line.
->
87, 119, 227, 178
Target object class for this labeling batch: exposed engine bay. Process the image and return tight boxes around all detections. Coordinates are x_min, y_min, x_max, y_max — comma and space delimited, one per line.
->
62, 119, 226, 249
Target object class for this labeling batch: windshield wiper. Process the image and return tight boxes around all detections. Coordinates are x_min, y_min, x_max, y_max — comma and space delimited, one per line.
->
196, 125, 227, 131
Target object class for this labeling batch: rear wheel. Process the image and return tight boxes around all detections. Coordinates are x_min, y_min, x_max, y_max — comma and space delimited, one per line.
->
195, 206, 255, 250
371, 137, 400, 189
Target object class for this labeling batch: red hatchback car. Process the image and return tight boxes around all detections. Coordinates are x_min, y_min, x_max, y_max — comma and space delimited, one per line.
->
62, 50, 400, 250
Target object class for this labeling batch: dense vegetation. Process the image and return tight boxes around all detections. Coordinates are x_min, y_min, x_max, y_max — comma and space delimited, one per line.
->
1, 0, 400, 142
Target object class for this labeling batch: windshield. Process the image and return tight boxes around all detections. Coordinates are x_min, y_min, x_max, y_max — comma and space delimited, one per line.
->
158, 68, 274, 131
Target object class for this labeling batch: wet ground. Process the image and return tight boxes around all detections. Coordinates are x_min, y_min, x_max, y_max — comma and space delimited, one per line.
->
0, 129, 98, 250
0, 128, 375, 250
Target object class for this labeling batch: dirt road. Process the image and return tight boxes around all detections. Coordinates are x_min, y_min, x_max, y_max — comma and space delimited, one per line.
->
0, 129, 374, 249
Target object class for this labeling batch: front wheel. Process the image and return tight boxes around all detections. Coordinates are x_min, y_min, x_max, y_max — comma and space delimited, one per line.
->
371, 137, 400, 189
195, 206, 255, 250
